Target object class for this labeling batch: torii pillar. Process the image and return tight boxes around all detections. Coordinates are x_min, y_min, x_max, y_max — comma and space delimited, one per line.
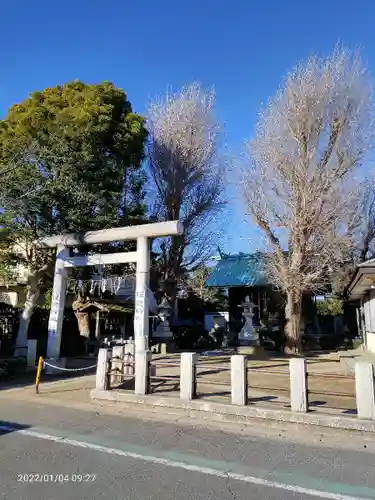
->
46, 245, 69, 360
133, 236, 150, 352
36, 221, 183, 361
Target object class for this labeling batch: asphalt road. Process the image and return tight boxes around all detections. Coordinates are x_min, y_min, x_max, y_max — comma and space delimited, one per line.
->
1, 399, 375, 500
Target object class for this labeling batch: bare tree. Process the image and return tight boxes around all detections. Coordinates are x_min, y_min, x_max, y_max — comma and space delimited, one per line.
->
146, 83, 225, 311
242, 47, 374, 353
357, 180, 375, 262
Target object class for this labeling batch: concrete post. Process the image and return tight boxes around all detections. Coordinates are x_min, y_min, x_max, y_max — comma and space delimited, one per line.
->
289, 358, 308, 412
26, 339, 37, 368
135, 350, 151, 395
111, 345, 125, 387
134, 236, 150, 353
231, 355, 248, 405
96, 348, 111, 391
180, 353, 197, 400
355, 362, 375, 420
124, 341, 135, 376
46, 245, 69, 360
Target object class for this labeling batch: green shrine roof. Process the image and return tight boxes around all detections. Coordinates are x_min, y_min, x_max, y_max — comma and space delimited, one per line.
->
205, 252, 268, 288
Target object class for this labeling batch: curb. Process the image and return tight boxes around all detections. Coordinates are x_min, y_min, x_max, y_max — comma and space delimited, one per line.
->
90, 389, 375, 433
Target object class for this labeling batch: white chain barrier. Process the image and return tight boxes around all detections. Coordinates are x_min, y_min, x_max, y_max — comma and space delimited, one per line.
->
43, 361, 97, 372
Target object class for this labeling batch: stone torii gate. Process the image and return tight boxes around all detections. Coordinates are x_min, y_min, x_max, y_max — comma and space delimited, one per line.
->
37, 221, 183, 364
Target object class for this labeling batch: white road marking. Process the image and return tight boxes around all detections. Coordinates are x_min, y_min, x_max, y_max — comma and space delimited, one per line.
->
0, 425, 370, 500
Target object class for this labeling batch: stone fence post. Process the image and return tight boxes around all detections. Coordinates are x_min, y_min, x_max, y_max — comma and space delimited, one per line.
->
111, 345, 125, 387
124, 341, 135, 376
231, 355, 248, 405
96, 348, 111, 390
180, 353, 197, 400
289, 358, 308, 412
355, 362, 375, 420
27, 339, 37, 368
135, 351, 151, 395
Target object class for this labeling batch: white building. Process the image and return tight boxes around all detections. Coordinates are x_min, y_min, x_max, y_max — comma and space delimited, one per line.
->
0, 263, 31, 307
347, 259, 375, 353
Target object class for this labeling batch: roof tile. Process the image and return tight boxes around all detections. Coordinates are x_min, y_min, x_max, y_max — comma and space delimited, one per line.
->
205, 252, 268, 287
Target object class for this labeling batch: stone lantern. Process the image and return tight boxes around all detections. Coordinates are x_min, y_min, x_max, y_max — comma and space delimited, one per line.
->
154, 296, 173, 340
238, 296, 259, 346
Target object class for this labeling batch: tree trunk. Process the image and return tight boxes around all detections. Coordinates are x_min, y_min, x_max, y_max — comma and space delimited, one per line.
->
14, 261, 54, 355
166, 234, 184, 322
284, 291, 302, 354
14, 285, 40, 354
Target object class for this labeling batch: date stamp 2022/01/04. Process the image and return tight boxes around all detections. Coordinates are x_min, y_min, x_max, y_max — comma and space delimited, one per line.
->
17, 473, 96, 484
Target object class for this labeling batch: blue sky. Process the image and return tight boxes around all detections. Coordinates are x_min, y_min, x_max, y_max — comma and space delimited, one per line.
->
2, 0, 375, 254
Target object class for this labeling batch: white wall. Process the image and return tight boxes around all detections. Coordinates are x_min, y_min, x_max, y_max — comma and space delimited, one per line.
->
367, 332, 375, 353
2, 243, 31, 284
363, 291, 375, 353
0, 290, 18, 307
